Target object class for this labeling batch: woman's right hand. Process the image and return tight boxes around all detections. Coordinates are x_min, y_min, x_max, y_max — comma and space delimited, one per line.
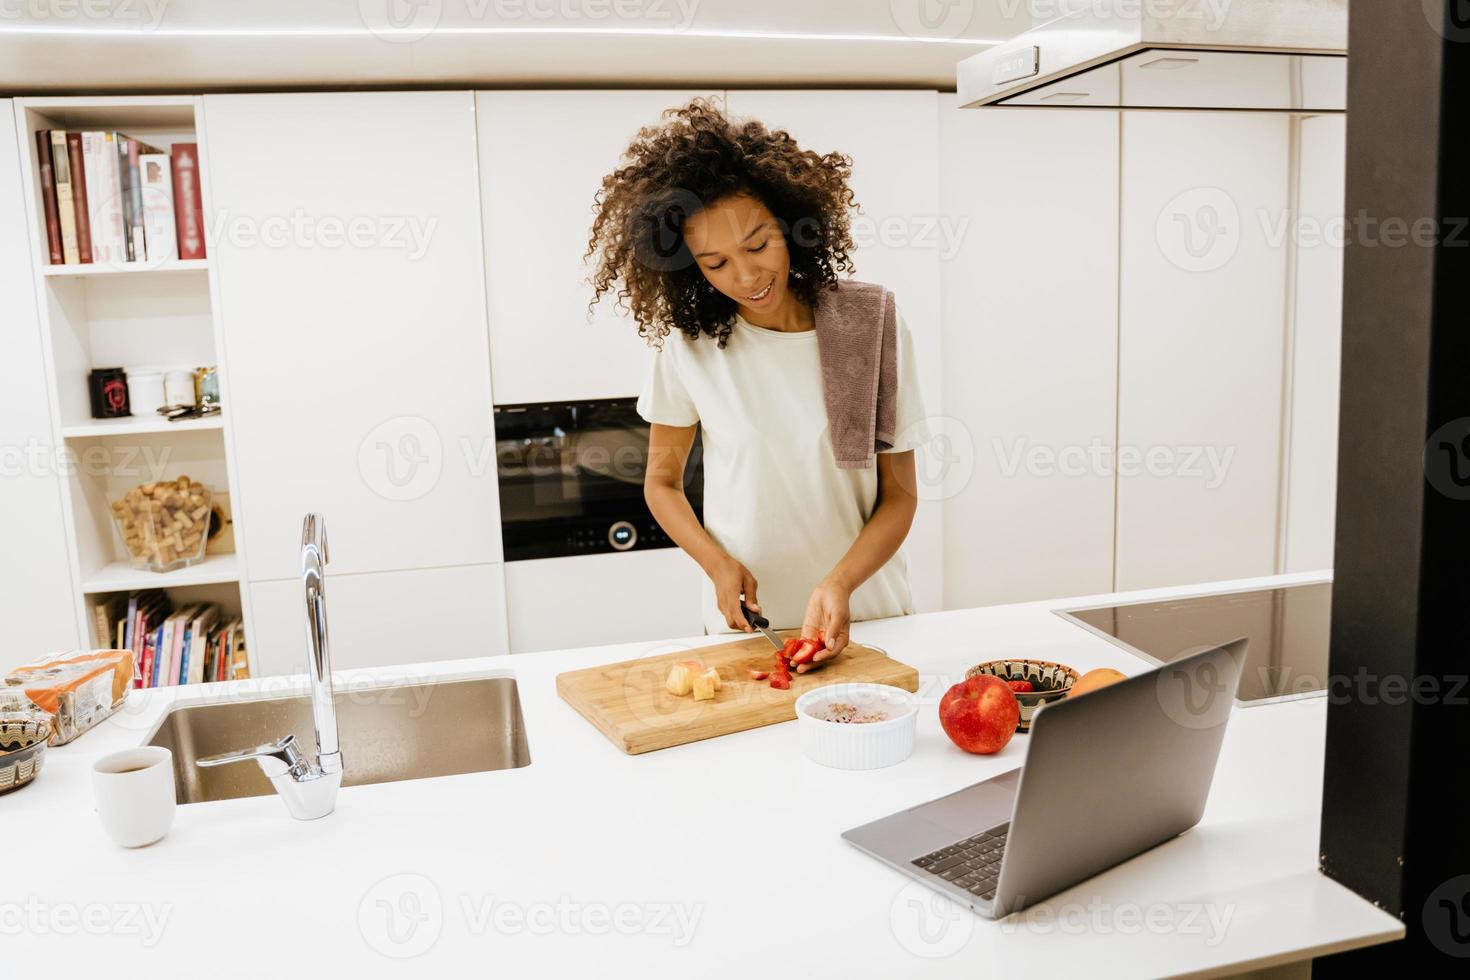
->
711, 555, 761, 631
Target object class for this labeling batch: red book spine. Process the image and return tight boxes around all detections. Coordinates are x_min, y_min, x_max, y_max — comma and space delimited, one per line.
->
65, 132, 93, 264
171, 143, 205, 260
35, 131, 63, 264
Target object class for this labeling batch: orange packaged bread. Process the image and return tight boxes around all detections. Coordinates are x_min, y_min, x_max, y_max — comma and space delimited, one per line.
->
1, 650, 135, 745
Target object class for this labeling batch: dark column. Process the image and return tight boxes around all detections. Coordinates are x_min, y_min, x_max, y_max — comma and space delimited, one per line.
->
1317, 0, 1470, 971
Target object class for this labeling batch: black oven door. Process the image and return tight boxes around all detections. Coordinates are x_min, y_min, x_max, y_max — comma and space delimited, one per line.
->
494, 397, 703, 561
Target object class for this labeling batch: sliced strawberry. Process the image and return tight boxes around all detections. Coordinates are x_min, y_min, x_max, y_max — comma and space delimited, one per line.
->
748, 668, 770, 681
769, 671, 791, 690
789, 638, 825, 666
1007, 680, 1034, 693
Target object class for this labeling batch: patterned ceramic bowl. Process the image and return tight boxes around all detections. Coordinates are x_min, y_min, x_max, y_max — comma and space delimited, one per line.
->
966, 659, 1080, 732
0, 714, 50, 795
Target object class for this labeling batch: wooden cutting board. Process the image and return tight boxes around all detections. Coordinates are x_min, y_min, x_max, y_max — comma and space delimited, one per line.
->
556, 631, 919, 755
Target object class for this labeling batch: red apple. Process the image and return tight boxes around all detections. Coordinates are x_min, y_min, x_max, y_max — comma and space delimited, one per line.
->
940, 675, 1020, 754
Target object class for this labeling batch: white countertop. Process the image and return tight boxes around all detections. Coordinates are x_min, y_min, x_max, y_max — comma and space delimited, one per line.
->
4, 571, 1402, 979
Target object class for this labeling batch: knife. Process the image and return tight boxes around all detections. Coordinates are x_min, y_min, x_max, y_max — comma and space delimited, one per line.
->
740, 603, 831, 673
740, 602, 784, 651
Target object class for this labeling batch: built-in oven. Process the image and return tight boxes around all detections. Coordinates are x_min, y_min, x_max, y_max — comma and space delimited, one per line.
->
493, 397, 703, 561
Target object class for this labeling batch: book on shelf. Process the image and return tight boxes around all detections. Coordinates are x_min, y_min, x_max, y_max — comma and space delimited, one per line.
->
35, 128, 199, 267
47, 132, 80, 264
64, 132, 93, 263
92, 593, 247, 688
35, 131, 63, 264
171, 143, 205, 261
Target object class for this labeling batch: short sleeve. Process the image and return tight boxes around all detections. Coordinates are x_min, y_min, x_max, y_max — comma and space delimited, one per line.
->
881, 308, 933, 453
636, 343, 700, 427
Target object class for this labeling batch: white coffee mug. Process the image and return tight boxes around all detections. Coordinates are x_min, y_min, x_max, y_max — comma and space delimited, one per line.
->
93, 746, 176, 847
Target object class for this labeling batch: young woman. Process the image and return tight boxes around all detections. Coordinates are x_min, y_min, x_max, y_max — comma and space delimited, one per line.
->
585, 98, 929, 669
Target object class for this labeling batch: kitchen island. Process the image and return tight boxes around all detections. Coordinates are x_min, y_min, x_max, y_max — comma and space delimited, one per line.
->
5, 571, 1402, 979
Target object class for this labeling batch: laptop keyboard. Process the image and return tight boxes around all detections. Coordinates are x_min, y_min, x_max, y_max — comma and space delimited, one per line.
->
910, 823, 1009, 901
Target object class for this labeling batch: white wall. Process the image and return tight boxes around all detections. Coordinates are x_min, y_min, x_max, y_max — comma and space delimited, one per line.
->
0, 99, 81, 654
937, 99, 1120, 608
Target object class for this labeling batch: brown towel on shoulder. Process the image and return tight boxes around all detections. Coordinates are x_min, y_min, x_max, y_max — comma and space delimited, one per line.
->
812, 279, 899, 469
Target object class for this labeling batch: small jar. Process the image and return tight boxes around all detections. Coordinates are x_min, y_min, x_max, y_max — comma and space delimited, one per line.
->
164, 369, 197, 407
125, 369, 167, 417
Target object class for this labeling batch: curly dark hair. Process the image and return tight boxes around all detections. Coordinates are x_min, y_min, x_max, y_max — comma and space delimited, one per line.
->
584, 97, 859, 349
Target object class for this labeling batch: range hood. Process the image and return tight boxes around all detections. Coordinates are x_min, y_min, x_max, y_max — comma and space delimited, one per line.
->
957, 0, 1347, 111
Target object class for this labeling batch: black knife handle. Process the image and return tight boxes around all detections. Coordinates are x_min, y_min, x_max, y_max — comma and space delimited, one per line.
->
739, 601, 769, 629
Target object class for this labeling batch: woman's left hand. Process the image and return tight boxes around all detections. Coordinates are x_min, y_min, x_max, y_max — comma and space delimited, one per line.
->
800, 577, 851, 672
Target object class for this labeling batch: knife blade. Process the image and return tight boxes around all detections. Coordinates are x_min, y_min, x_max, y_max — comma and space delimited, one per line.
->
739, 602, 785, 651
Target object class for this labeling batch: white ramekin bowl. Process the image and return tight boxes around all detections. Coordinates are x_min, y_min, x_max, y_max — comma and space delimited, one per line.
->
794, 683, 919, 770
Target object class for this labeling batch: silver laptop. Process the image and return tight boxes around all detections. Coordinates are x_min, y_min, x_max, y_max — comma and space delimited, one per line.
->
843, 640, 1246, 919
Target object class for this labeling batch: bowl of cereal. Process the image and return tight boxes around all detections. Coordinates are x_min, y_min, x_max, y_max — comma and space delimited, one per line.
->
794, 683, 918, 770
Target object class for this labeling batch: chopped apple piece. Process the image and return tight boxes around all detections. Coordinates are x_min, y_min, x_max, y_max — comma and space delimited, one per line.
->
700, 666, 722, 691
666, 662, 696, 696
692, 669, 718, 701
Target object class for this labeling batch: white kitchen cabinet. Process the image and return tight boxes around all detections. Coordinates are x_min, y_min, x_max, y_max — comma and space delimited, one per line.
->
476, 89, 720, 406
936, 99, 1119, 608
723, 89, 945, 614
1283, 113, 1346, 573
503, 548, 703, 654
248, 562, 507, 675
202, 91, 501, 581
0, 99, 81, 654
1114, 111, 1291, 590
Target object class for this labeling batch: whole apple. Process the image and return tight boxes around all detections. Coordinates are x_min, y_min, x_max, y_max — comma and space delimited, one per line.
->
940, 675, 1020, 754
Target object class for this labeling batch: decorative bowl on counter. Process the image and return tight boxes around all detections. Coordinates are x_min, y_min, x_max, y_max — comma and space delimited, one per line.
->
0, 714, 50, 795
966, 659, 1079, 732
794, 683, 918, 770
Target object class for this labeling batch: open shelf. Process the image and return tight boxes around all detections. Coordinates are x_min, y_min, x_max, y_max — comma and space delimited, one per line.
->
42, 258, 209, 279
63, 413, 223, 439
81, 552, 239, 594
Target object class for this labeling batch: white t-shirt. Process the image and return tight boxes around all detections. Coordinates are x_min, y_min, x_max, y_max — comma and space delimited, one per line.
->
636, 306, 931, 636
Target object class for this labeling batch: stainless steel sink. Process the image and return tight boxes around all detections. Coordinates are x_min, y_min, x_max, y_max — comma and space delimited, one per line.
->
146, 675, 531, 805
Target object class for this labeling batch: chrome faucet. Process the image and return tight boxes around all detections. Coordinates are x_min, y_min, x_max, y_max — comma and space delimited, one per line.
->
196, 514, 344, 819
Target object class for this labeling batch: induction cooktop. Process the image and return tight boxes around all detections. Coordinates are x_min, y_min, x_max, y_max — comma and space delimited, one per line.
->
1057, 582, 1332, 706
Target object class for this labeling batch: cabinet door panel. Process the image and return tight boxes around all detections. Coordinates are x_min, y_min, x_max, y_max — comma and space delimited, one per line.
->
1115, 111, 1290, 590
477, 90, 718, 406
938, 100, 1119, 608
204, 92, 500, 579
248, 563, 507, 676
0, 99, 79, 651
504, 549, 703, 654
